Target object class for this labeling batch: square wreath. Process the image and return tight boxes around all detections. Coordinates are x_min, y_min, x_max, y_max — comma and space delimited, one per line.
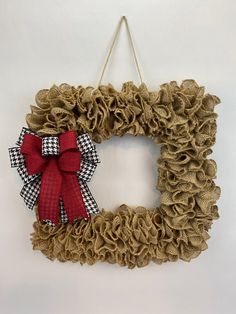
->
11, 79, 221, 268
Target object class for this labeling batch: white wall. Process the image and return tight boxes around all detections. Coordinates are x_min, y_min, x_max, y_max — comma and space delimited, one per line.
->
0, 1, 235, 314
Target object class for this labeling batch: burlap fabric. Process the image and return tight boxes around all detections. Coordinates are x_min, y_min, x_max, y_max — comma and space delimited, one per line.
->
28, 79, 221, 268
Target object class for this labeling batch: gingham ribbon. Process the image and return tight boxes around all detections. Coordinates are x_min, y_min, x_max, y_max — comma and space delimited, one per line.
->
9, 127, 100, 225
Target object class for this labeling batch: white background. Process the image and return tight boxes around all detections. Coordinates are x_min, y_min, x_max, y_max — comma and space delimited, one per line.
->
0, 0, 235, 313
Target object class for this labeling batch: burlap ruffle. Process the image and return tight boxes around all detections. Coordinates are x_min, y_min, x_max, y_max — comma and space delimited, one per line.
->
29, 80, 221, 267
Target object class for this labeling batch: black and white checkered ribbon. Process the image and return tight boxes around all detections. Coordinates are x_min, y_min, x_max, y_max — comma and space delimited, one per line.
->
9, 127, 100, 225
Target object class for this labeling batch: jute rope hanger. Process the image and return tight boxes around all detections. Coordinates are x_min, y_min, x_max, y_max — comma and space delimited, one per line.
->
97, 16, 143, 87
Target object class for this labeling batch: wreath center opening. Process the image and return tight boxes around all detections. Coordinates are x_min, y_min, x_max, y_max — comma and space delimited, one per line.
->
89, 135, 161, 212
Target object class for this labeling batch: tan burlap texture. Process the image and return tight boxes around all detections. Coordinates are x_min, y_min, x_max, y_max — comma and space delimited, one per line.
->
27, 79, 221, 268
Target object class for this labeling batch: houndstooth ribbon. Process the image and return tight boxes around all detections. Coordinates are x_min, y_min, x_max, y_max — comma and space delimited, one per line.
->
9, 127, 100, 226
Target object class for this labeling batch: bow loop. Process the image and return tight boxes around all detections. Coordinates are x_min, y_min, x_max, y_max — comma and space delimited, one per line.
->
21, 134, 42, 154
20, 134, 46, 175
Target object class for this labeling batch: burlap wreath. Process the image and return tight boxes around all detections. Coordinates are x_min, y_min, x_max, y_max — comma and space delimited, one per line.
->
27, 79, 221, 268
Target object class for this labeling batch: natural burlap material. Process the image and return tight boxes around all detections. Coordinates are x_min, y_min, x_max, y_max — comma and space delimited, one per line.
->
27, 79, 221, 268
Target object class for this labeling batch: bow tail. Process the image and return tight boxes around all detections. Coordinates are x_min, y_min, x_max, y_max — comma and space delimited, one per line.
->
38, 158, 62, 225
20, 176, 41, 210
61, 173, 89, 223
79, 180, 100, 215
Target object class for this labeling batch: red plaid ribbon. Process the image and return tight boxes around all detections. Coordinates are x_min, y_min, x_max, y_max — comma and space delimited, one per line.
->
20, 131, 88, 224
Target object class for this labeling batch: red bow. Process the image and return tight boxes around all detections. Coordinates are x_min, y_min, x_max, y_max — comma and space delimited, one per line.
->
20, 131, 88, 224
